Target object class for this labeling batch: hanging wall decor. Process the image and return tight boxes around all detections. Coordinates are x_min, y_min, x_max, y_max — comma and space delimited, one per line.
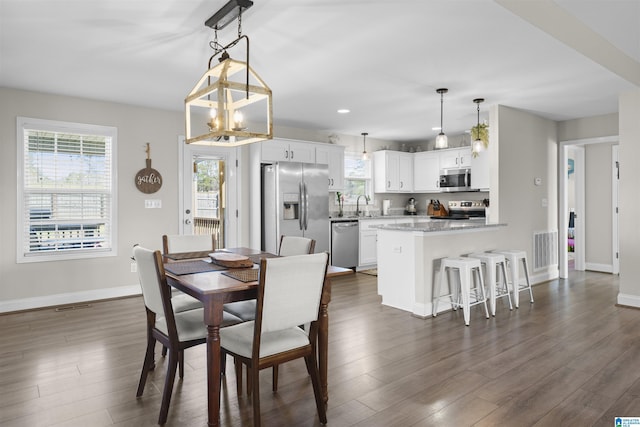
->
135, 143, 163, 194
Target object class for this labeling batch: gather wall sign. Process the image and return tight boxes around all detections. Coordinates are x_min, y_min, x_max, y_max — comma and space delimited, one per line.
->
135, 143, 163, 194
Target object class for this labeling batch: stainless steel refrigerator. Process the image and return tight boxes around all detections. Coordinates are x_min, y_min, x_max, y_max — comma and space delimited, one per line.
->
261, 162, 329, 254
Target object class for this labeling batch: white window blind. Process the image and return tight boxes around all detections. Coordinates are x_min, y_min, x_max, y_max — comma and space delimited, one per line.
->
17, 117, 117, 262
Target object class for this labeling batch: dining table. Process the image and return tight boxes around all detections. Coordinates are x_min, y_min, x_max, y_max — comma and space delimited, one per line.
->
164, 247, 353, 427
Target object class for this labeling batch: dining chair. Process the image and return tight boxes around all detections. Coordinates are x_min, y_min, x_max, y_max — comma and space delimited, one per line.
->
220, 252, 329, 427
162, 233, 216, 255
278, 234, 316, 256
162, 234, 216, 313
133, 245, 242, 425
224, 235, 315, 321
223, 236, 316, 393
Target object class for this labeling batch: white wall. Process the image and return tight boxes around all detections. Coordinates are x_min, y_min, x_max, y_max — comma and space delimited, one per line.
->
585, 143, 615, 268
492, 105, 559, 282
0, 87, 187, 310
557, 113, 618, 141
618, 89, 640, 307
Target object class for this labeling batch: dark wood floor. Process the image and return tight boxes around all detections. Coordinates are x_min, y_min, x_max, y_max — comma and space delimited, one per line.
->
1, 269, 638, 426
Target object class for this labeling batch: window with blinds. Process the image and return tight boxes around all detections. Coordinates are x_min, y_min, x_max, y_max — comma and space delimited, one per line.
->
17, 117, 117, 262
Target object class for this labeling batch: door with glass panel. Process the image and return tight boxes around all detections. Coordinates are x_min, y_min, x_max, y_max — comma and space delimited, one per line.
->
180, 141, 237, 248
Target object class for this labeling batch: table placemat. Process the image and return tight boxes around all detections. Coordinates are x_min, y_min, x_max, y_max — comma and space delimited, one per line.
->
164, 260, 227, 275
247, 253, 280, 265
164, 251, 212, 260
222, 269, 259, 283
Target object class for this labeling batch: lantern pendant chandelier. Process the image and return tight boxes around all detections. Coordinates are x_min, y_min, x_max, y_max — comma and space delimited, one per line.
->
184, 0, 273, 147
361, 132, 369, 160
435, 88, 448, 149
471, 98, 485, 156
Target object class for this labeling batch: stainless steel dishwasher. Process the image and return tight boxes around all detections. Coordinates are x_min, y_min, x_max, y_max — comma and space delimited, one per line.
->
331, 220, 359, 268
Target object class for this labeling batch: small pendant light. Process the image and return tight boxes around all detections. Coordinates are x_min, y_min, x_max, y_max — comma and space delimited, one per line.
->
471, 98, 485, 156
435, 88, 448, 149
361, 132, 369, 160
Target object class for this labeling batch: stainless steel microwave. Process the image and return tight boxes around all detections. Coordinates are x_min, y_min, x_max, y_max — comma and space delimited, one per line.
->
439, 168, 477, 192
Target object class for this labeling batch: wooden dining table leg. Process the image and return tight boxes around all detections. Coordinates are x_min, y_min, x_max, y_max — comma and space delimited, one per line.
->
318, 278, 332, 408
205, 301, 223, 427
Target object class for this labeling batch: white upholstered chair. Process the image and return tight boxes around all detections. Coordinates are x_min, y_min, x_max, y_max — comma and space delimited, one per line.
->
224, 235, 315, 322
161, 234, 217, 313
220, 252, 329, 426
223, 236, 316, 393
278, 235, 316, 256
133, 246, 242, 425
162, 234, 216, 255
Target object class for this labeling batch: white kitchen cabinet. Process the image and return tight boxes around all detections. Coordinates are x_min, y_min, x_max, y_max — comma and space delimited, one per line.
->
413, 151, 440, 192
358, 219, 390, 267
373, 151, 413, 193
358, 218, 420, 268
261, 139, 316, 164
315, 144, 345, 191
471, 149, 490, 190
439, 147, 472, 169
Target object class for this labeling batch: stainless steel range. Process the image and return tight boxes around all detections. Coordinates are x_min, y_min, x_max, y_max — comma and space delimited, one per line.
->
432, 199, 488, 220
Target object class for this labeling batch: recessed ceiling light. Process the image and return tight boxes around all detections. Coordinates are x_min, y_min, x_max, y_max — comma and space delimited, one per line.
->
337, 109, 350, 114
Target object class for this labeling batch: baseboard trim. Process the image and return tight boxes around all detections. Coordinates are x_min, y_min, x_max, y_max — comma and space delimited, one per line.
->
585, 262, 613, 273
530, 270, 559, 285
0, 285, 142, 314
617, 293, 640, 309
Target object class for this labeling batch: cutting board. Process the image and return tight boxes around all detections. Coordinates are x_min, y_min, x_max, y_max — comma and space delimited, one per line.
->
209, 252, 253, 268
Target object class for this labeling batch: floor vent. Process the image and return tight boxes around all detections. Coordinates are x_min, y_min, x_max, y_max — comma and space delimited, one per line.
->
533, 230, 558, 271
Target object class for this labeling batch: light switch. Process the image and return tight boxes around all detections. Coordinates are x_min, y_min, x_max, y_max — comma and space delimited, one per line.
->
393, 246, 402, 253
541, 198, 548, 207
145, 199, 162, 209
534, 177, 542, 186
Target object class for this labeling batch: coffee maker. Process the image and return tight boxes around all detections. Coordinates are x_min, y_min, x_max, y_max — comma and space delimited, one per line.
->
405, 197, 417, 215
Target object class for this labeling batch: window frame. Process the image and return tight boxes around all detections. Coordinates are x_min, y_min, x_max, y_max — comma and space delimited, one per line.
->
16, 117, 118, 263
342, 151, 374, 205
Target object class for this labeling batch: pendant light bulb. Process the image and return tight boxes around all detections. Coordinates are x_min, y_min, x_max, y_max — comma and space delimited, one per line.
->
471, 98, 485, 156
208, 107, 218, 130
435, 88, 448, 149
361, 132, 369, 160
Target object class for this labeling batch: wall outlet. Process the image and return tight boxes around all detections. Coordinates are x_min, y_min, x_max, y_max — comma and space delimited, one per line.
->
131, 261, 137, 273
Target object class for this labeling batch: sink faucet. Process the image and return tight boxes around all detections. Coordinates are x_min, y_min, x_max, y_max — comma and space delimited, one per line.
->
356, 195, 370, 217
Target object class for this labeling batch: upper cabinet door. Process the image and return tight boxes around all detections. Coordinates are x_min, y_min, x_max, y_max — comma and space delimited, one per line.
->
413, 151, 440, 192
261, 139, 316, 164
440, 147, 472, 169
316, 144, 345, 191
397, 153, 413, 192
373, 151, 413, 193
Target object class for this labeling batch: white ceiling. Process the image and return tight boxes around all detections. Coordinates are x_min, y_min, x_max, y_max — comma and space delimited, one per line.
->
1, 0, 638, 143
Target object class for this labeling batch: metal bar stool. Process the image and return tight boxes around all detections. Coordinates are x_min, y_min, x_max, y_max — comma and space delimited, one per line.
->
467, 252, 513, 316
433, 257, 489, 326
492, 250, 534, 308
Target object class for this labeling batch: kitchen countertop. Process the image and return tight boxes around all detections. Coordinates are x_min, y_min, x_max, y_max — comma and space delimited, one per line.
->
372, 219, 506, 234
330, 214, 431, 222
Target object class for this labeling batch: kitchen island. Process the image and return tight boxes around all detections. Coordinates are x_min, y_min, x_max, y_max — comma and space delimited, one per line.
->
374, 220, 507, 317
